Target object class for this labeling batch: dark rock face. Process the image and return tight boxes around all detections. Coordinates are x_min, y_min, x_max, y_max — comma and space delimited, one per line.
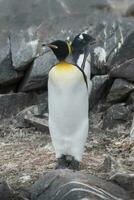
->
36, 91, 48, 111
125, 3, 134, 17
0, 32, 23, 86
128, 91, 134, 104
103, 103, 130, 129
10, 30, 38, 71
31, 169, 129, 200
19, 51, 57, 92
111, 30, 134, 66
109, 58, 134, 82
0, 179, 11, 200
0, 92, 36, 119
107, 79, 134, 103
90, 75, 110, 109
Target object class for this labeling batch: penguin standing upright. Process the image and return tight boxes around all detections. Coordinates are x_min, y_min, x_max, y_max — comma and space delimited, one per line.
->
71, 33, 107, 93
71, 33, 96, 95
44, 40, 89, 170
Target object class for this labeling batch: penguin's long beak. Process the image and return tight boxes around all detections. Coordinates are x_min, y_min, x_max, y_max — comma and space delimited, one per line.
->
42, 44, 58, 49
89, 37, 103, 45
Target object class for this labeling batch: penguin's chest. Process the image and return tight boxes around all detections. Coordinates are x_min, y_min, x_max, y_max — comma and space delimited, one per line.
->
48, 63, 88, 120
49, 63, 84, 91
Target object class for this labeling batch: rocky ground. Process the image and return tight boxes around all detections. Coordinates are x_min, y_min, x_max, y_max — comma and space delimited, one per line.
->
0, 113, 134, 199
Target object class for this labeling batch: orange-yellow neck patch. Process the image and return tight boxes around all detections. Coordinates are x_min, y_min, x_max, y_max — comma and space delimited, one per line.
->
55, 61, 74, 71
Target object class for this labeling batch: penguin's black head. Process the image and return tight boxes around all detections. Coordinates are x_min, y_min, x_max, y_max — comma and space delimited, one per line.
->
43, 40, 71, 61
71, 33, 96, 53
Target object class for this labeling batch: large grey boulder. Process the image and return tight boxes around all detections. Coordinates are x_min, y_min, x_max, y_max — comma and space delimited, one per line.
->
31, 169, 129, 200
109, 58, 134, 82
0, 179, 11, 200
84, 17, 134, 76
19, 51, 57, 92
0, 92, 36, 119
111, 30, 134, 66
0, 32, 23, 86
107, 78, 134, 103
10, 29, 38, 71
103, 103, 130, 129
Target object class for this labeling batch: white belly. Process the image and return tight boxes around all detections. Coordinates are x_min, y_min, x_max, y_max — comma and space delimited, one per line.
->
48, 65, 89, 161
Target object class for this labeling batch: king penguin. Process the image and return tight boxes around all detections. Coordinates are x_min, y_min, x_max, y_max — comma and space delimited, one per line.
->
44, 40, 89, 170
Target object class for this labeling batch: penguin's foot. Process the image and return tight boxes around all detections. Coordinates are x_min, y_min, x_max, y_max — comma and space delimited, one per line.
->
55, 155, 67, 169
66, 156, 80, 171
55, 155, 80, 170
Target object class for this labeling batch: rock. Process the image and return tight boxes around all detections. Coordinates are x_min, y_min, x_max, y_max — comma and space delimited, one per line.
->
0, 92, 36, 119
103, 103, 130, 129
36, 91, 48, 113
15, 104, 39, 128
107, 0, 133, 15
0, 179, 11, 200
0, 32, 23, 86
25, 115, 48, 132
96, 155, 112, 173
19, 51, 57, 92
92, 18, 134, 67
128, 91, 134, 105
91, 63, 108, 76
0, 0, 110, 32
109, 58, 134, 82
111, 30, 134, 66
12, 188, 31, 200
36, 0, 111, 41
110, 173, 134, 199
31, 169, 129, 200
91, 47, 108, 75
0, 83, 17, 94
90, 75, 110, 109
107, 78, 134, 103
10, 29, 38, 71
125, 3, 134, 17
16, 104, 48, 132
130, 116, 134, 139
